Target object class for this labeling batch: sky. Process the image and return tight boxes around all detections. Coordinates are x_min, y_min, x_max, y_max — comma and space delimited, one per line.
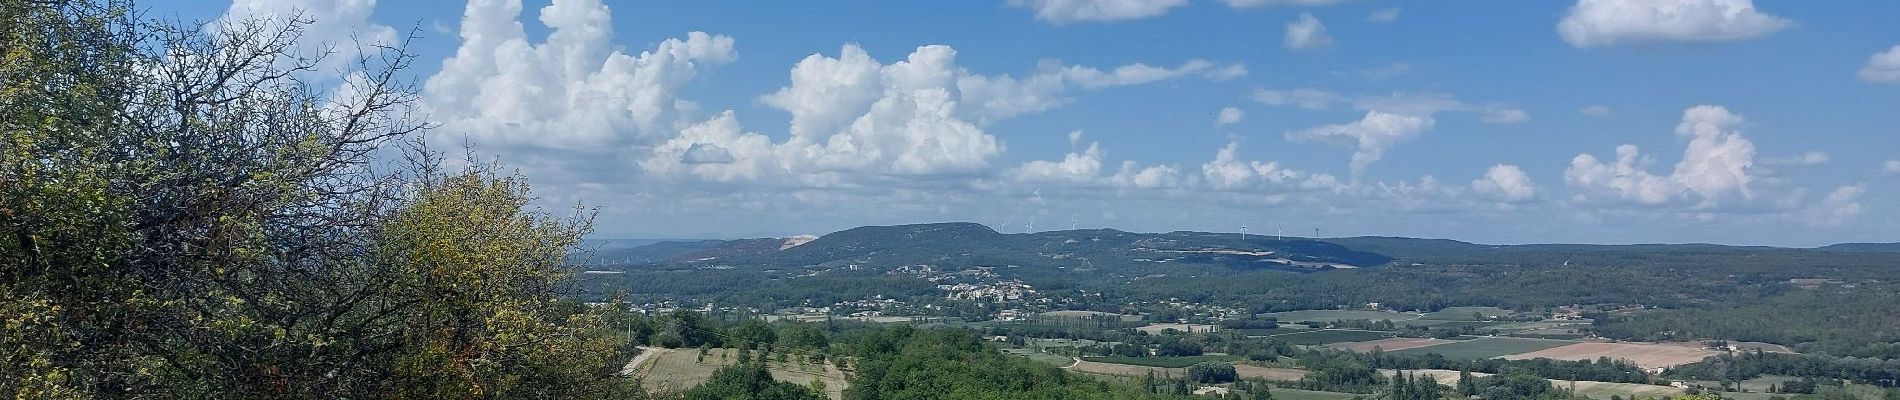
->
153, 0, 1900, 246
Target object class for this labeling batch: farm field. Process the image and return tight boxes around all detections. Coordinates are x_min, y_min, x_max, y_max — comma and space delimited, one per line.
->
1330, 337, 1456, 352
1001, 347, 1077, 367
1080, 355, 1240, 368
1421, 306, 1514, 320
1271, 329, 1393, 345
633, 348, 849, 399
1486, 321, 1592, 334
1232, 326, 1310, 336
1071, 359, 1180, 377
1137, 323, 1220, 334
1389, 337, 1576, 360
1421, 320, 1507, 329
1502, 342, 1720, 368
1265, 309, 1422, 322
1400, 369, 1683, 400
1040, 310, 1144, 321
1232, 365, 1307, 381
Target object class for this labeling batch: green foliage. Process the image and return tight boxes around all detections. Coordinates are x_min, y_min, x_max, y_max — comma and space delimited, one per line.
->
1083, 355, 1243, 368
1187, 362, 1239, 384
680, 363, 825, 400
843, 327, 1171, 400
0, 1, 643, 397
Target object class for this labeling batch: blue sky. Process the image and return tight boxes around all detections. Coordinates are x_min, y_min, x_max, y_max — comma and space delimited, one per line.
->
160, 0, 1900, 246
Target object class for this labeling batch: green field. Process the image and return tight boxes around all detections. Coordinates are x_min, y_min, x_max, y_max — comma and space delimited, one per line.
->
1079, 355, 1241, 368
1420, 306, 1513, 321
1388, 337, 1576, 360
1416, 320, 1505, 329
1001, 347, 1077, 367
1269, 329, 1393, 345
1232, 326, 1311, 336
1270, 388, 1365, 400
1265, 309, 1421, 323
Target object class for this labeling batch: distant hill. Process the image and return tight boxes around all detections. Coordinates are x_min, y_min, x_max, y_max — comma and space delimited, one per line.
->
1816, 242, 1900, 253
601, 222, 1392, 272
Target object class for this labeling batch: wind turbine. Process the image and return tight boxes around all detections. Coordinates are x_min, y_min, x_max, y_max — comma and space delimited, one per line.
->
1240, 223, 1248, 241
1071, 215, 1078, 231
1276, 227, 1284, 241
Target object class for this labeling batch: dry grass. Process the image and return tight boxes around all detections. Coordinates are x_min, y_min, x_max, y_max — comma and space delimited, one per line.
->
632, 348, 850, 399
1503, 342, 1721, 369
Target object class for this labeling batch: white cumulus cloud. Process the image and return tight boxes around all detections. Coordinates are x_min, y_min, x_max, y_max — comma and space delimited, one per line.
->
1285, 13, 1333, 50
1564, 105, 1759, 208
1200, 142, 1345, 192
1217, 106, 1245, 125
1472, 164, 1537, 202
425, 0, 737, 151
219, 0, 398, 73
1859, 45, 1900, 84
1558, 0, 1792, 48
1007, 0, 1189, 24
1803, 185, 1864, 226
1285, 111, 1435, 177
647, 44, 1238, 185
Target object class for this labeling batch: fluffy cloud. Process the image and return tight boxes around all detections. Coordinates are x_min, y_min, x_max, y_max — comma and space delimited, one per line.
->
1285, 111, 1434, 176
1222, 0, 1349, 9
1011, 131, 1185, 189
1285, 13, 1333, 50
1216, 107, 1245, 125
1252, 88, 1343, 110
219, 0, 398, 73
649, 44, 1238, 185
1480, 109, 1531, 124
1557, 0, 1792, 48
1367, 8, 1400, 22
1007, 0, 1189, 24
1199, 142, 1344, 192
1859, 45, 1900, 84
1803, 185, 1864, 226
1564, 105, 1758, 208
425, 0, 736, 151
1884, 160, 1900, 176
1472, 165, 1537, 202
1580, 105, 1614, 116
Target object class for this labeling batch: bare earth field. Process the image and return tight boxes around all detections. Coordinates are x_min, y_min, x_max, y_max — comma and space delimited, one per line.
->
1330, 337, 1456, 353
1503, 342, 1721, 369
1233, 365, 1308, 381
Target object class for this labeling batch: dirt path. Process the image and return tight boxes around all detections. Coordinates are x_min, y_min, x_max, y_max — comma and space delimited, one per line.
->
619, 346, 663, 376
